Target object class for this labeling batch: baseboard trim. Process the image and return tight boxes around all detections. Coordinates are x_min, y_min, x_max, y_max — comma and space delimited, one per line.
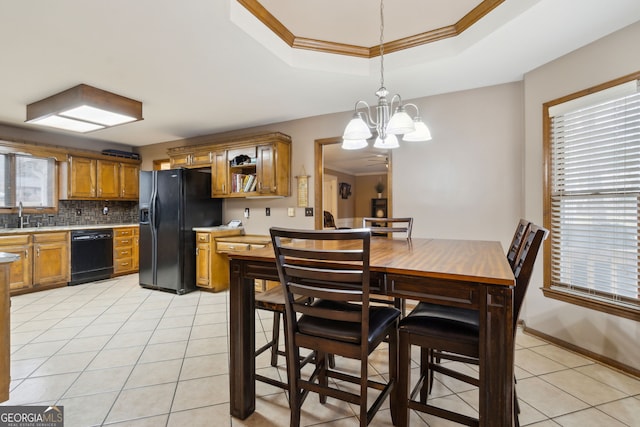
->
521, 322, 640, 379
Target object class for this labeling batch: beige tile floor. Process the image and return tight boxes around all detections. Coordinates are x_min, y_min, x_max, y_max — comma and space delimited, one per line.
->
3, 274, 640, 426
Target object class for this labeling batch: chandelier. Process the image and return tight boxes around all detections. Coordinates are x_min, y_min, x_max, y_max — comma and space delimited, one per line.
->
342, 0, 432, 150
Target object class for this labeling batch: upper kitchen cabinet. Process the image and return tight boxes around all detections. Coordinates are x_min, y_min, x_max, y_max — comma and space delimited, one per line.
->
166, 132, 291, 198
169, 149, 212, 168
60, 154, 141, 200
96, 159, 119, 199
67, 156, 97, 198
120, 163, 140, 200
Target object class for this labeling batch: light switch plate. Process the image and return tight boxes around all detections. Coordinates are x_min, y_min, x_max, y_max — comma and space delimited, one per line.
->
287, 207, 295, 217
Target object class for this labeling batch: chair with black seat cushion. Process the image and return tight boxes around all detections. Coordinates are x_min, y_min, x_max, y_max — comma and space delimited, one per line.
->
396, 224, 548, 427
254, 286, 314, 389
270, 227, 400, 427
363, 217, 413, 316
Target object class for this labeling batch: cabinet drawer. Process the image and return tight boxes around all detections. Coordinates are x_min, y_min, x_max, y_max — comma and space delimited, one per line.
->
114, 258, 133, 273
115, 248, 132, 259
115, 237, 133, 247
114, 228, 133, 238
216, 241, 250, 253
197, 233, 210, 243
0, 235, 30, 246
32, 232, 68, 244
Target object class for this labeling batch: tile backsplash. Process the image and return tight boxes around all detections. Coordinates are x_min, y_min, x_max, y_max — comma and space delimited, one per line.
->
0, 200, 138, 229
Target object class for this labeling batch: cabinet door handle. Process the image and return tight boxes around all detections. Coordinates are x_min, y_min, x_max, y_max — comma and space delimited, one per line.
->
24, 249, 28, 259
36, 247, 40, 257
222, 184, 225, 193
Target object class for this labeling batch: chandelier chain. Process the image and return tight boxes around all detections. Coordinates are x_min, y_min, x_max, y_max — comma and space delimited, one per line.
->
379, 0, 384, 90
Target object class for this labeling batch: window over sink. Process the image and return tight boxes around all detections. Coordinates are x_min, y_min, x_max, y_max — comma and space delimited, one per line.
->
0, 153, 56, 210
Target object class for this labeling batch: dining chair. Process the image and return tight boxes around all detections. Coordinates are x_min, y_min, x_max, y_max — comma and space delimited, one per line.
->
362, 216, 413, 316
254, 285, 313, 389
396, 224, 548, 427
270, 227, 400, 427
507, 219, 531, 269
362, 217, 413, 240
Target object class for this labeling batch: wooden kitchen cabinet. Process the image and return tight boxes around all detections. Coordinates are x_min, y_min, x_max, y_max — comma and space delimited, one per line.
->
167, 132, 291, 198
60, 155, 141, 201
120, 163, 140, 200
255, 141, 290, 196
113, 227, 138, 275
194, 228, 244, 291
0, 235, 32, 292
32, 232, 70, 287
132, 227, 139, 271
67, 156, 97, 198
211, 150, 229, 196
1, 232, 69, 295
195, 233, 212, 288
1, 254, 18, 403
97, 159, 120, 199
168, 150, 211, 168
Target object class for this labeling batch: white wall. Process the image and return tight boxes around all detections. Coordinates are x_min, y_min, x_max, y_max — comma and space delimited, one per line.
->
139, 82, 525, 251
523, 21, 640, 370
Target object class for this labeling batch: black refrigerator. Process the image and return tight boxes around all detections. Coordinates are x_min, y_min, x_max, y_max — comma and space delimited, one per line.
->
139, 168, 222, 294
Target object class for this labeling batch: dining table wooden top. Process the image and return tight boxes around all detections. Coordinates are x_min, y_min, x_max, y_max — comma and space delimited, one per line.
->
226, 236, 515, 287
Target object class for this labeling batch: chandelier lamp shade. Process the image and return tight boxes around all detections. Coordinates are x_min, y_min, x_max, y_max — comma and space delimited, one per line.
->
26, 84, 143, 133
342, 0, 432, 150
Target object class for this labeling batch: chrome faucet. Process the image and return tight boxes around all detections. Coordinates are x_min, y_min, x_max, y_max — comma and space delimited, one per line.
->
18, 201, 29, 228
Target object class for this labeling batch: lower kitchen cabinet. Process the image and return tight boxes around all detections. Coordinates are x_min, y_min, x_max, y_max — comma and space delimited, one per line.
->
0, 235, 32, 292
1, 255, 18, 403
32, 232, 70, 286
0, 232, 70, 295
113, 227, 139, 275
194, 229, 244, 291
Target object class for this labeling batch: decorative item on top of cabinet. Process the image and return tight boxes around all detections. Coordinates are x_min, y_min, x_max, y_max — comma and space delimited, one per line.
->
113, 227, 139, 275
166, 132, 291, 198
60, 155, 141, 200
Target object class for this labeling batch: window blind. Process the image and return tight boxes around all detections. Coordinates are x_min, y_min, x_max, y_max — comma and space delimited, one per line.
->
550, 85, 640, 307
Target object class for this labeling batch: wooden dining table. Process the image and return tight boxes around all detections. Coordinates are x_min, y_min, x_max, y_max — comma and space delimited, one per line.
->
227, 237, 516, 427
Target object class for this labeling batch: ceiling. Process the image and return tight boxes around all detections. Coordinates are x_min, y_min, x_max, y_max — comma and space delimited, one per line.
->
0, 0, 639, 154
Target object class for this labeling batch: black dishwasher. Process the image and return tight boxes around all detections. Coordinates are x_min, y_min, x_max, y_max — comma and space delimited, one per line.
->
70, 229, 114, 285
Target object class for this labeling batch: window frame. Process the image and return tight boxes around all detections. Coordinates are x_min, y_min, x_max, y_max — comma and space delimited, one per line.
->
0, 152, 58, 215
542, 71, 640, 322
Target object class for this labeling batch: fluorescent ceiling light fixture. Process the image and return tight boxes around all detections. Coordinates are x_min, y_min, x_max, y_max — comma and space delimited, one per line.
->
26, 84, 143, 133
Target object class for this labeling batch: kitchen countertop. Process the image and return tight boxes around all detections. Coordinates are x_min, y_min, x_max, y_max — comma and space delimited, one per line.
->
0, 224, 138, 235
192, 226, 245, 233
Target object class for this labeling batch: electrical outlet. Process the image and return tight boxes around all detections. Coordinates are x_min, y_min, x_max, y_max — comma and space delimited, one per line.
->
304, 207, 313, 217
102, 206, 109, 215
75, 208, 82, 216
244, 208, 250, 218
287, 207, 295, 217
265, 207, 270, 216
